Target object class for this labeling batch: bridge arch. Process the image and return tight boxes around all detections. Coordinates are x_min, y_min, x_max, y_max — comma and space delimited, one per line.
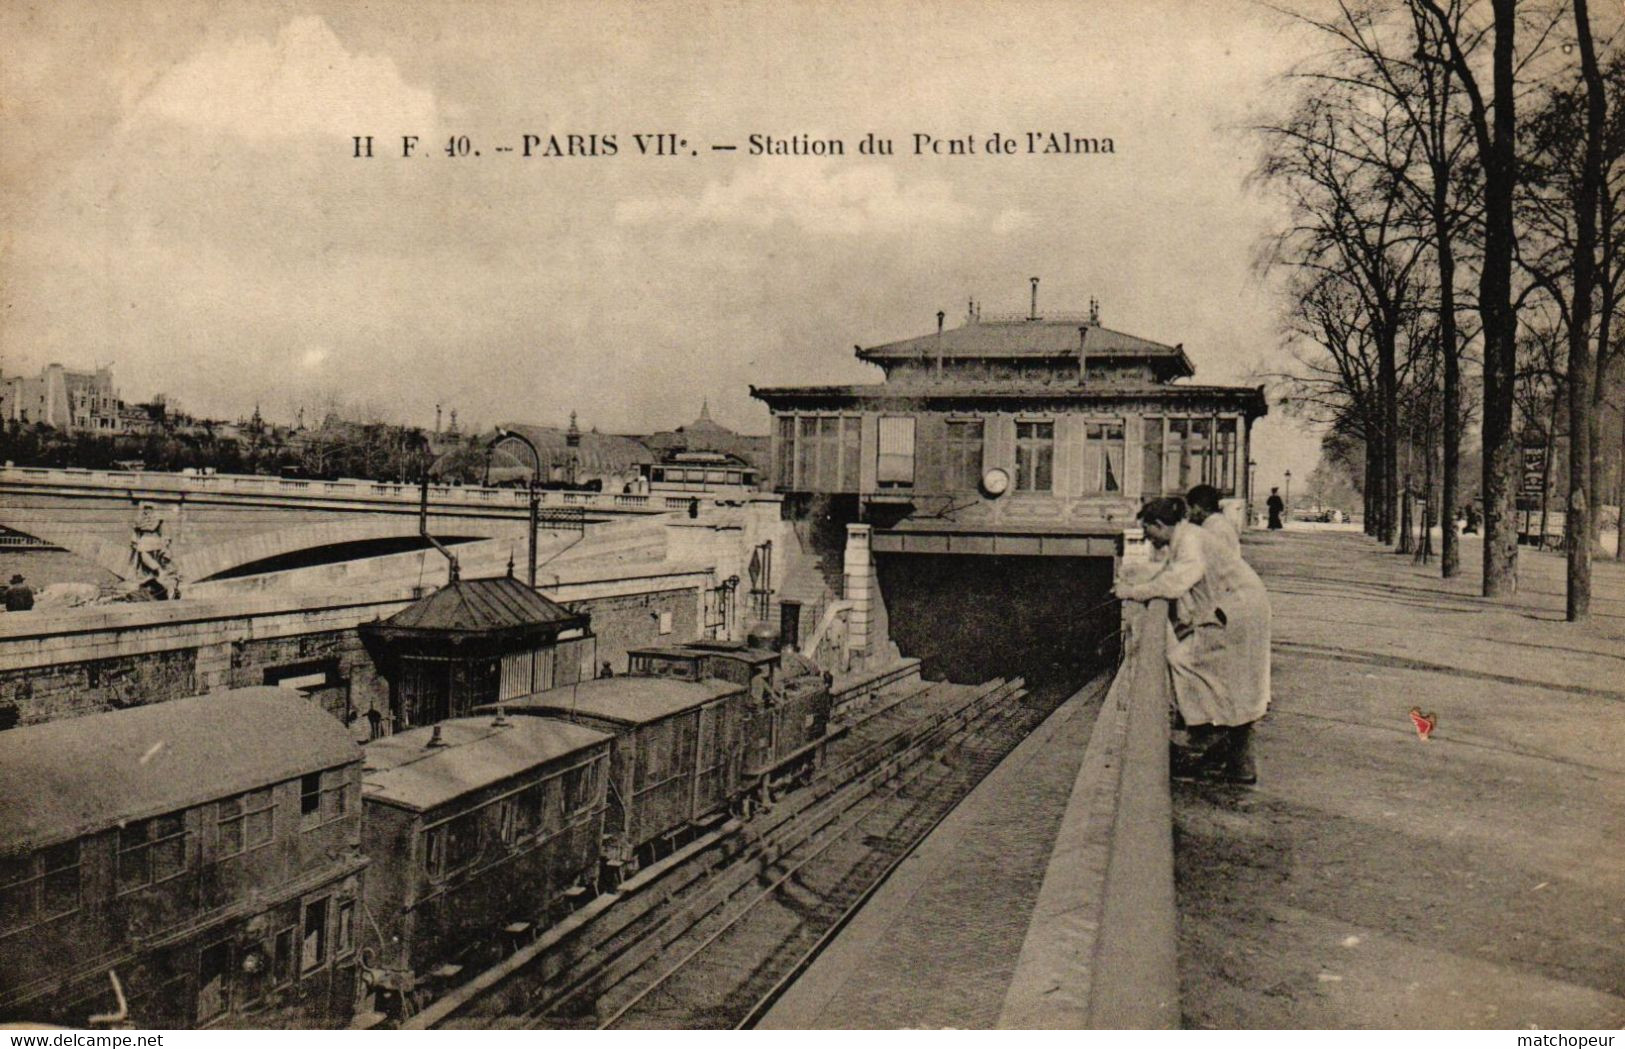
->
185, 517, 506, 583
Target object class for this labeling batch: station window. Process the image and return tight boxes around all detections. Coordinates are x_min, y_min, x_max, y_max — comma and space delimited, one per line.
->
1144, 415, 1239, 497
1083, 421, 1124, 493
218, 787, 275, 857
778, 413, 862, 491
943, 419, 985, 490
117, 812, 188, 893
877, 416, 916, 486
1015, 421, 1054, 492
0, 840, 81, 937
1142, 417, 1164, 496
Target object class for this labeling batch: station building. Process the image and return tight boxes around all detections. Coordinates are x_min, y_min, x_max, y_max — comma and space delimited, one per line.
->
751, 296, 1267, 683
0, 688, 366, 1028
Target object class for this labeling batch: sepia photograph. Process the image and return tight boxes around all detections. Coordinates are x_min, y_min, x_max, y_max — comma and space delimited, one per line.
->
0, 0, 1622, 1034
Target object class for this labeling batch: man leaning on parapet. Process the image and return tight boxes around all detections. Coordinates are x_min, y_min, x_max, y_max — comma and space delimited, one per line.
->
1112, 490, 1272, 785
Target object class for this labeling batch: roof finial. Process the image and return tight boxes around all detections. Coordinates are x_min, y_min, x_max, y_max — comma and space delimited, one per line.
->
1029, 277, 1040, 321
1090, 296, 1100, 325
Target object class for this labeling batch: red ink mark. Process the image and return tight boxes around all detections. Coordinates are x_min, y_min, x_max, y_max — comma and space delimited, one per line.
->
1408, 707, 1437, 742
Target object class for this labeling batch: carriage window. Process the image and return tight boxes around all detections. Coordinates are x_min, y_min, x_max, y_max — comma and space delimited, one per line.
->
336, 900, 356, 957
301, 770, 348, 830
0, 841, 80, 936
301, 898, 328, 973
421, 826, 446, 879
218, 787, 275, 857
117, 812, 187, 893
1015, 422, 1054, 492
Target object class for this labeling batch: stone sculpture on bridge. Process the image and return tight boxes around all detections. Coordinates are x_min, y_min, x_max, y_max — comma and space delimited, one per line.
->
129, 502, 180, 599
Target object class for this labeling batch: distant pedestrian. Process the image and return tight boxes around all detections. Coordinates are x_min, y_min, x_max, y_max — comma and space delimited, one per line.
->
4, 574, 34, 612
599, 661, 615, 678
1463, 503, 1480, 535
1266, 487, 1285, 531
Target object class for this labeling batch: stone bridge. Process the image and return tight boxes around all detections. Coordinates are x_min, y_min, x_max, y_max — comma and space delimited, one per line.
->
0, 466, 713, 585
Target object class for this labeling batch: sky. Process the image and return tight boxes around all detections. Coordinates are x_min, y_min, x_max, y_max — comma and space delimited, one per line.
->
1, 0, 1329, 492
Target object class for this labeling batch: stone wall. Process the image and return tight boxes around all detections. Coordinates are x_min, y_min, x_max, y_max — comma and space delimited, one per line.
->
0, 571, 709, 731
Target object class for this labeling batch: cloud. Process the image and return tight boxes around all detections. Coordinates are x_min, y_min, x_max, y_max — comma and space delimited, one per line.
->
615, 162, 978, 237
135, 16, 437, 141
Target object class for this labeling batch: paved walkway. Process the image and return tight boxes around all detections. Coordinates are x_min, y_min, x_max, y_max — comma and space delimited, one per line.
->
1176, 529, 1625, 1028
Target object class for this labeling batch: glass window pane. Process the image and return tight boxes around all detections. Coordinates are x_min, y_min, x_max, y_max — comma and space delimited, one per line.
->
877, 417, 915, 484
841, 416, 861, 490
1143, 418, 1163, 496
152, 836, 185, 881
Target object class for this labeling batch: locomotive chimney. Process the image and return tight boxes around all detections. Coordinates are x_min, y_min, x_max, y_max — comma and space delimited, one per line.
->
1029, 277, 1040, 321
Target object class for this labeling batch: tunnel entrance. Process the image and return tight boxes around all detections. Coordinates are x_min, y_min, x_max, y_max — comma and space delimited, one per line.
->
875, 553, 1119, 694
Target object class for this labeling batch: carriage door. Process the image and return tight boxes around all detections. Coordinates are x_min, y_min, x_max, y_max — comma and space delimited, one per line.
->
779, 601, 802, 651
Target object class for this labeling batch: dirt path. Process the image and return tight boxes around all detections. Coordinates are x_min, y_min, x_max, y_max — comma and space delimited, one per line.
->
1175, 530, 1625, 1029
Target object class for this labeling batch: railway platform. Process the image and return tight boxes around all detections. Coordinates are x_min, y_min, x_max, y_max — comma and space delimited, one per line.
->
762, 529, 1624, 1030
757, 673, 1118, 1028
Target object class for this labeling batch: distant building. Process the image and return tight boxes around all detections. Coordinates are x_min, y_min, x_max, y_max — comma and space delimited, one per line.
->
638, 401, 769, 474
474, 416, 655, 492
0, 688, 366, 1028
0, 364, 121, 432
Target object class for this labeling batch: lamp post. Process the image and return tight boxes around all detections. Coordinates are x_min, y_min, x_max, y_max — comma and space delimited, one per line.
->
1247, 458, 1258, 515
492, 427, 541, 588
1284, 469, 1293, 515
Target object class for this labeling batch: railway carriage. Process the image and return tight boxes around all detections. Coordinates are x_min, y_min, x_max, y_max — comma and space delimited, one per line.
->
627, 641, 837, 811
483, 677, 747, 882
359, 714, 611, 1015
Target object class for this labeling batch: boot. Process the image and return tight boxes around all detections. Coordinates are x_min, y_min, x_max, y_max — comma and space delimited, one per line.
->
1171, 723, 1221, 780
1207, 723, 1257, 785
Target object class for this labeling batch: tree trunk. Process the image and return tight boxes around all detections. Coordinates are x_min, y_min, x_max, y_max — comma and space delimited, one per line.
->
1365, 436, 1379, 537
1380, 326, 1400, 546
1480, 0, 1521, 598
1437, 179, 1463, 577
1565, 0, 1603, 621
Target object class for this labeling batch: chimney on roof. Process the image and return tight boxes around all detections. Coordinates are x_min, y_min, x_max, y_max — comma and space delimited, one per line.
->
935, 311, 945, 380
1089, 296, 1100, 325
1029, 277, 1040, 321
566, 411, 581, 448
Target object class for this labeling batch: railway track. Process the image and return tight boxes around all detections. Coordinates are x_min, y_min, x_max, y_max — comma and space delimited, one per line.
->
410, 670, 1075, 1030
585, 681, 1047, 1029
